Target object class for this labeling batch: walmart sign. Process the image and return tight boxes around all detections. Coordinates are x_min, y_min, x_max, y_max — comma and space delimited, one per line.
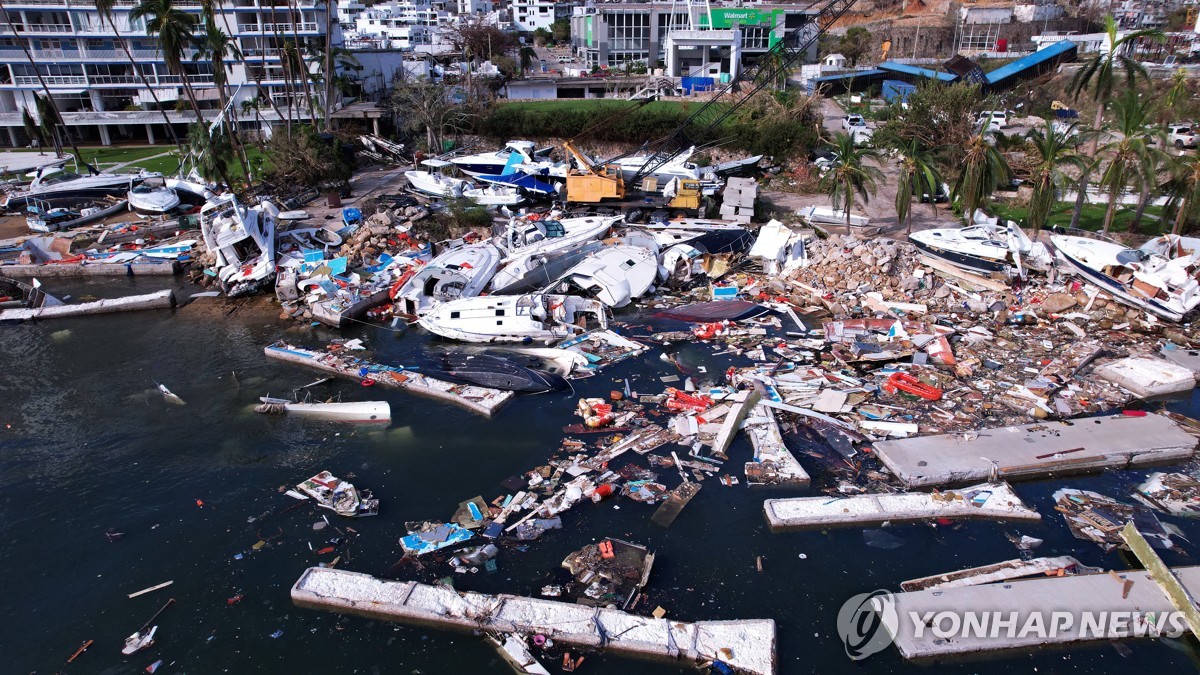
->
699, 8, 782, 29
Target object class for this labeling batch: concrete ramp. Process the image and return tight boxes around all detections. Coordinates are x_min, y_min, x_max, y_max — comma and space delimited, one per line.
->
292, 567, 776, 675
871, 413, 1196, 488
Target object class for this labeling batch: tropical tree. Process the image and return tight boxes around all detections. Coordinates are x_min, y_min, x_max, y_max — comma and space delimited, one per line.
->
305, 40, 359, 129
891, 138, 941, 234
195, 14, 251, 180
97, 0, 183, 152
1093, 91, 1167, 235
0, 0, 83, 162
131, 0, 204, 120
389, 78, 471, 153
518, 45, 538, 77
187, 121, 233, 187
284, 0, 319, 123
1065, 14, 1163, 227
1025, 119, 1086, 235
818, 131, 883, 234
953, 128, 1010, 225
1167, 152, 1200, 234
321, 0, 339, 131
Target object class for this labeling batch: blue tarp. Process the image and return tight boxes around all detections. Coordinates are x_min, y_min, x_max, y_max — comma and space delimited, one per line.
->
681, 76, 715, 94
476, 172, 557, 196
399, 523, 475, 555
878, 62, 958, 82
985, 40, 1077, 88
882, 80, 917, 103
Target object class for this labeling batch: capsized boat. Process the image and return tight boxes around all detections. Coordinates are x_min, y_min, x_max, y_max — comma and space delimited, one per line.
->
422, 352, 569, 393
394, 241, 502, 316
474, 171, 558, 198
198, 194, 279, 296
405, 159, 470, 197
127, 176, 180, 215
463, 184, 525, 207
910, 222, 1052, 277
0, 276, 61, 310
490, 240, 605, 295
296, 470, 380, 517
496, 214, 620, 262
256, 397, 391, 424
121, 598, 174, 656
1050, 233, 1200, 322
419, 293, 607, 343
546, 244, 658, 308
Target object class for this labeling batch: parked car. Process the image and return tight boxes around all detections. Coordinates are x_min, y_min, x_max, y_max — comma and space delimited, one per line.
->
840, 115, 873, 146
916, 181, 950, 204
841, 114, 867, 131
1167, 124, 1196, 149
976, 110, 1008, 133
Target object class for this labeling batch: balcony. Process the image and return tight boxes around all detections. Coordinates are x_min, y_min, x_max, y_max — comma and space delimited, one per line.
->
11, 73, 215, 87
6, 23, 74, 35
14, 75, 86, 86
237, 22, 320, 33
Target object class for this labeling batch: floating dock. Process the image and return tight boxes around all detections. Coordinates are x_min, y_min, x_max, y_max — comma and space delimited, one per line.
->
264, 343, 514, 417
0, 259, 179, 278
882, 566, 1200, 660
0, 289, 176, 321
763, 482, 1038, 531
291, 567, 776, 675
900, 556, 1096, 592
871, 413, 1197, 488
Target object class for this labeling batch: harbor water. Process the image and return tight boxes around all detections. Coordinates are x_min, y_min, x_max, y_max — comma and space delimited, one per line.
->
3, 276, 1200, 674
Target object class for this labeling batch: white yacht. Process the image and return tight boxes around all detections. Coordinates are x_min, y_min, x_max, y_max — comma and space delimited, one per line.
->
547, 244, 658, 308
418, 293, 607, 343
199, 194, 279, 296
1051, 233, 1200, 322
393, 241, 502, 316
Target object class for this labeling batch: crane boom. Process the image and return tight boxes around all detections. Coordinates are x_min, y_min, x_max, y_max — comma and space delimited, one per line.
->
627, 0, 861, 187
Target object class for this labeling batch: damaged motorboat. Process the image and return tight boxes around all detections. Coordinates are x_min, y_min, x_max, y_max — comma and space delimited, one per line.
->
419, 293, 607, 343
296, 470, 380, 517
393, 240, 502, 316
199, 194, 280, 296
495, 215, 621, 262
405, 160, 470, 197
909, 221, 1052, 277
420, 352, 568, 393
546, 244, 658, 308
127, 176, 181, 215
489, 241, 606, 296
0, 276, 61, 311
1050, 233, 1200, 321
256, 397, 391, 424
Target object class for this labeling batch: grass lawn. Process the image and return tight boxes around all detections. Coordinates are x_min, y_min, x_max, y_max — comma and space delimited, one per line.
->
992, 201, 1169, 236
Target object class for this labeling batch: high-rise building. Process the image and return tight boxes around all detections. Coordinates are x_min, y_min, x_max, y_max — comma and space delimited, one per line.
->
0, 0, 342, 147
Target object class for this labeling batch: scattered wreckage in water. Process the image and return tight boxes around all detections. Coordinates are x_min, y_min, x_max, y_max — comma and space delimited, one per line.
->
1134, 471, 1200, 516
295, 471, 380, 518
1053, 488, 1182, 551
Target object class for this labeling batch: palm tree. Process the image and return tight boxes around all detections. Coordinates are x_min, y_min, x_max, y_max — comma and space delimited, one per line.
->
187, 121, 233, 187
1065, 14, 1163, 228
818, 132, 883, 235
1167, 152, 1200, 235
953, 128, 1010, 225
0, 0, 83, 162
892, 138, 941, 234
517, 45, 537, 77
285, 0, 318, 124
194, 15, 251, 181
1093, 91, 1166, 235
305, 40, 358, 130
1025, 119, 1086, 236
130, 0, 204, 121
321, 0, 338, 131
97, 0, 183, 152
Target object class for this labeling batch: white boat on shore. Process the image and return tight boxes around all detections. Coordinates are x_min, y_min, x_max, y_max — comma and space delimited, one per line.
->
547, 244, 658, 308
127, 176, 180, 215
1050, 233, 1200, 322
257, 397, 391, 424
450, 140, 556, 177
199, 194, 279, 296
394, 241, 502, 316
419, 293, 607, 343
797, 205, 870, 229
496, 214, 620, 263
405, 159, 470, 197
463, 184, 525, 206
910, 222, 1052, 277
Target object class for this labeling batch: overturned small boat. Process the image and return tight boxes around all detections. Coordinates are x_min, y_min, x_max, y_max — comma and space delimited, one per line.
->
121, 598, 174, 656
256, 397, 391, 424
393, 241, 502, 316
296, 470, 380, 517
910, 221, 1052, 277
419, 293, 606, 343
422, 352, 568, 393
199, 194, 279, 296
547, 244, 658, 308
1050, 233, 1200, 322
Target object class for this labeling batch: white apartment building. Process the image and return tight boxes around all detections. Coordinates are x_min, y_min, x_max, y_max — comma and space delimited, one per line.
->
511, 0, 556, 33
0, 0, 342, 147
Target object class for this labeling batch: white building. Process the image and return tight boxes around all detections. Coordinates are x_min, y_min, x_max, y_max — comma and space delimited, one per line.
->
0, 0, 342, 147
338, 0, 369, 29
511, 0, 557, 33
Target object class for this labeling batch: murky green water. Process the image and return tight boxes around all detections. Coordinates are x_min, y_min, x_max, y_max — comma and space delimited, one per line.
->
3, 277, 1199, 674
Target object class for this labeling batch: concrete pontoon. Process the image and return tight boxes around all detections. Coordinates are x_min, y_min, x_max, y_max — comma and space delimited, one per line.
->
763, 482, 1038, 531
0, 289, 176, 321
871, 413, 1197, 488
881, 566, 1200, 660
292, 567, 776, 675
264, 343, 514, 417
1, 259, 178, 277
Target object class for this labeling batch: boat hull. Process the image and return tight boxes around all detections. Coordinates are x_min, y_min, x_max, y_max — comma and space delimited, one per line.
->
909, 235, 1011, 276
1052, 241, 1187, 321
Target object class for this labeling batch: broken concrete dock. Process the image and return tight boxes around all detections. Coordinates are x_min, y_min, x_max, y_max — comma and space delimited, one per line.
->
744, 403, 809, 487
265, 343, 514, 417
0, 259, 179, 277
291, 567, 776, 675
882, 566, 1200, 660
0, 289, 176, 321
871, 413, 1197, 488
763, 482, 1038, 531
